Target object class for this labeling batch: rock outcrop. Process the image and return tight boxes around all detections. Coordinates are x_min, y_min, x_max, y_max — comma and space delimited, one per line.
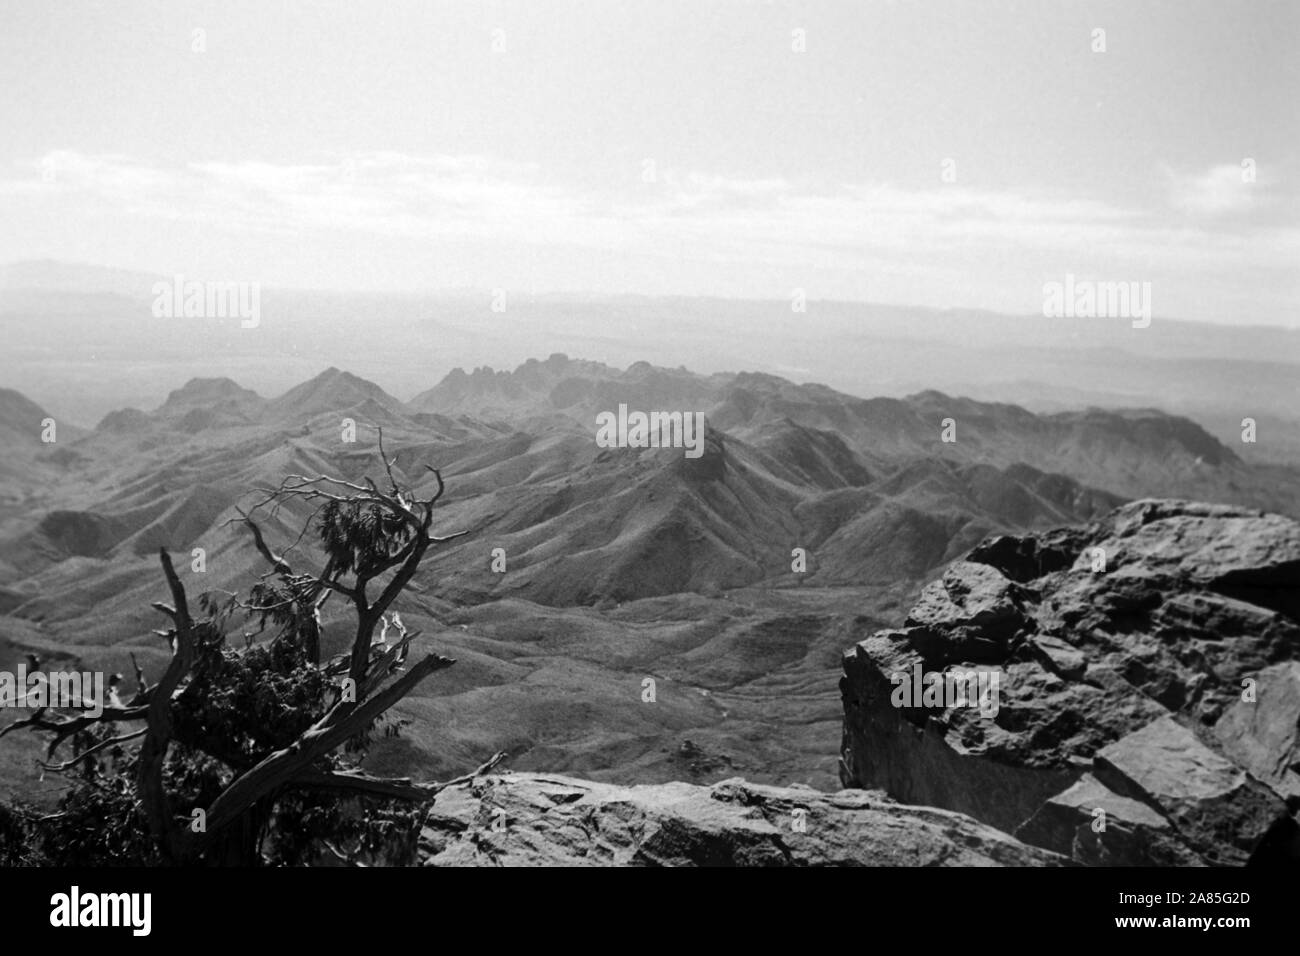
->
840, 499, 1300, 865
418, 772, 1065, 866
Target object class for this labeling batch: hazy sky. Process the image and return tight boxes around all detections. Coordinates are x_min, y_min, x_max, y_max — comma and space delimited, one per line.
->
1, 0, 1297, 324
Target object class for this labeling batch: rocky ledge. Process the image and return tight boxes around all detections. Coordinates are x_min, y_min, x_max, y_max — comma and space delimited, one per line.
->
840, 499, 1300, 865
418, 773, 1065, 866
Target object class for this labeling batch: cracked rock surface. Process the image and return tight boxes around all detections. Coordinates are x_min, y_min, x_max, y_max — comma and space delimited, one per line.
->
840, 499, 1300, 865
419, 772, 1065, 866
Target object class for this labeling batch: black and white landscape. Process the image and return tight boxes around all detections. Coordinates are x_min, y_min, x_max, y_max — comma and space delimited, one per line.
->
0, 1, 1298, 875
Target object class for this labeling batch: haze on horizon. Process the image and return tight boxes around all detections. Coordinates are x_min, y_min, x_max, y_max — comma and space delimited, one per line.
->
1, 0, 1297, 327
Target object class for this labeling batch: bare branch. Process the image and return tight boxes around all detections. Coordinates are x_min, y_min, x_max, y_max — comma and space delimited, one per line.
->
423, 465, 446, 506
0, 704, 151, 758
229, 508, 358, 603
424, 750, 509, 795
234, 507, 291, 574
376, 427, 401, 497
356, 635, 414, 699
41, 728, 147, 773
429, 529, 471, 545
292, 750, 508, 801
129, 653, 147, 698
138, 548, 198, 862
293, 769, 431, 801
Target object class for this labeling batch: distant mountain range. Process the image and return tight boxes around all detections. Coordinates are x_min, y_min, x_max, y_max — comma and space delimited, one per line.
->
5, 354, 1297, 594
4, 260, 1298, 466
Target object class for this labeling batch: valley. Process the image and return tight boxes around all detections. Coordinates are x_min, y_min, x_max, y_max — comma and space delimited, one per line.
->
1, 355, 1298, 809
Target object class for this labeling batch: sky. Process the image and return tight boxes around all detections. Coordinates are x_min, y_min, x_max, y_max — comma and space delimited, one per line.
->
1, 0, 1297, 325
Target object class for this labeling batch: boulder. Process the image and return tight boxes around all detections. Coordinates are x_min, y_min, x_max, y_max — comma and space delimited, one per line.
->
1093, 716, 1284, 865
1016, 773, 1204, 866
1213, 661, 1300, 798
419, 772, 1066, 866
840, 499, 1300, 865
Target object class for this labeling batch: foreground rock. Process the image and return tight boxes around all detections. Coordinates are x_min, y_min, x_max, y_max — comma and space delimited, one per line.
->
840, 499, 1300, 866
419, 772, 1065, 866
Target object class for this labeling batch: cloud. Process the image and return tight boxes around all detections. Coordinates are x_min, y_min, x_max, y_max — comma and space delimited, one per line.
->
2, 150, 1296, 287
1164, 162, 1259, 216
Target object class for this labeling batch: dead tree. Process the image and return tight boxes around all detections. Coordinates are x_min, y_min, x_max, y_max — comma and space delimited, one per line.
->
1, 431, 504, 865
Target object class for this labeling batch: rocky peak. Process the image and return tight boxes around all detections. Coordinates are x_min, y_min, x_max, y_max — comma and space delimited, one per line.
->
160, 377, 262, 410
266, 366, 404, 421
